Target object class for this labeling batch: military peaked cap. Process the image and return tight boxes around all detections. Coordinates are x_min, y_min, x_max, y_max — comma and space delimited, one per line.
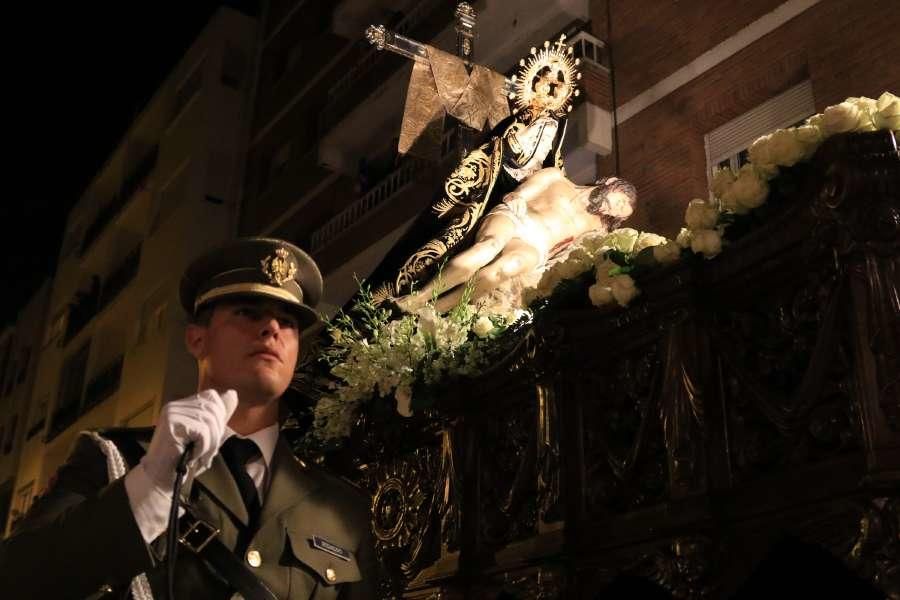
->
179, 237, 323, 328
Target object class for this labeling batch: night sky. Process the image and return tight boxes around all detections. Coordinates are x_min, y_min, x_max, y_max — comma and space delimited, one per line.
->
4, 1, 257, 328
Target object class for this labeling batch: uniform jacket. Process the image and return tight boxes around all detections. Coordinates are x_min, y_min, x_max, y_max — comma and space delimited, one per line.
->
0, 427, 378, 599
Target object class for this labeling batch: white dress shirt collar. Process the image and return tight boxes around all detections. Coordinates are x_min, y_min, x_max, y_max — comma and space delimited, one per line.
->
224, 422, 279, 469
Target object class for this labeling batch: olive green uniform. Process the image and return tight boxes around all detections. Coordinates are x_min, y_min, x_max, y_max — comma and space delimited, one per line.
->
0, 428, 377, 599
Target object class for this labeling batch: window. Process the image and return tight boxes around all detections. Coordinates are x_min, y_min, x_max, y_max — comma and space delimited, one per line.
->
704, 80, 815, 185
44, 310, 67, 348
16, 347, 30, 385
172, 60, 204, 124
0, 338, 12, 397
27, 393, 48, 440
153, 159, 191, 231
272, 41, 303, 86
270, 141, 293, 183
50, 341, 90, 438
0, 480, 12, 536
3, 415, 16, 454
221, 43, 247, 89
137, 287, 168, 346
570, 31, 609, 69
2, 356, 15, 396
60, 222, 84, 259
9, 481, 34, 533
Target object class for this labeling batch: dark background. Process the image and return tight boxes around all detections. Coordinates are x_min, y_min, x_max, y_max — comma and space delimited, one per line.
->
3, 1, 257, 327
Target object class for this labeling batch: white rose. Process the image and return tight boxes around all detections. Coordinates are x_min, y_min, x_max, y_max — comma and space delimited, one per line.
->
748, 134, 774, 167
851, 96, 878, 131
767, 128, 805, 167
602, 228, 641, 254
722, 165, 768, 213
875, 91, 900, 131
675, 227, 693, 249
565, 258, 591, 279
588, 282, 614, 307
634, 232, 668, 252
805, 113, 824, 129
793, 124, 824, 160
684, 199, 719, 230
822, 101, 863, 134
579, 232, 609, 255
395, 385, 413, 417
472, 315, 494, 338
652, 240, 681, 264
711, 167, 736, 199
690, 229, 722, 258
594, 257, 618, 283
610, 275, 639, 307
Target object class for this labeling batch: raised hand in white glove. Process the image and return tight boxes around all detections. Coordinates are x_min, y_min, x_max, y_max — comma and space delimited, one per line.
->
142, 388, 239, 490
124, 389, 239, 542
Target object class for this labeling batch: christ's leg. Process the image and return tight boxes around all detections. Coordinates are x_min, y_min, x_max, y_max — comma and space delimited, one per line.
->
397, 214, 515, 312
433, 239, 541, 313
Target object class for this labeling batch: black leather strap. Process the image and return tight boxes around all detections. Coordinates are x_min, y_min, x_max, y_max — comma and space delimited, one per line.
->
178, 513, 278, 600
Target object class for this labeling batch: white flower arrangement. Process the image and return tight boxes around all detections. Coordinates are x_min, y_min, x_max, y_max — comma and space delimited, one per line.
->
520, 227, 679, 310
313, 282, 525, 439
681, 92, 898, 259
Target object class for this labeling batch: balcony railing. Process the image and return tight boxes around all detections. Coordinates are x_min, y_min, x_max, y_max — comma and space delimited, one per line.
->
83, 355, 124, 411
310, 157, 426, 252
318, 0, 447, 138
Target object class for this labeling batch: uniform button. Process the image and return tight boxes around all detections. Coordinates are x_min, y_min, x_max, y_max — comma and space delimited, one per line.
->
326, 567, 337, 582
246, 549, 262, 568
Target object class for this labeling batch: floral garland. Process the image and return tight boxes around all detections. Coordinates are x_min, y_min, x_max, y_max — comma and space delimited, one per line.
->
677, 92, 899, 258
520, 228, 680, 309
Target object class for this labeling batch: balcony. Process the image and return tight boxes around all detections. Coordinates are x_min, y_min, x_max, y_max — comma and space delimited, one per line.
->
63, 279, 101, 344
310, 157, 427, 253
62, 245, 141, 347
48, 342, 89, 440
79, 146, 157, 256
83, 355, 124, 411
97, 245, 142, 312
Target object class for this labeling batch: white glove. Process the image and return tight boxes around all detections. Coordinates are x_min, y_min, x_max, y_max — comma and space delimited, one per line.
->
125, 389, 238, 543
141, 388, 239, 490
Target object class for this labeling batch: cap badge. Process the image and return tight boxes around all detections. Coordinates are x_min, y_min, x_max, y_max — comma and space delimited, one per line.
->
261, 247, 297, 287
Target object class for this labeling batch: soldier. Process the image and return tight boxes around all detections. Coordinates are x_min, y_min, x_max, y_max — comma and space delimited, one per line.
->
0, 238, 377, 599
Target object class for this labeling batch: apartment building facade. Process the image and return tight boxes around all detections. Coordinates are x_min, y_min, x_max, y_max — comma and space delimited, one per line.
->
590, 0, 900, 235
0, 284, 50, 534
7, 6, 259, 533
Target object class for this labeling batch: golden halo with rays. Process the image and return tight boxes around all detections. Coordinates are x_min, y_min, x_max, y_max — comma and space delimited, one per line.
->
509, 34, 582, 121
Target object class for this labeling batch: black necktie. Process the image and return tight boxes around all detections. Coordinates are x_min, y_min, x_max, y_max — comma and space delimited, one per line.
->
219, 436, 262, 553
